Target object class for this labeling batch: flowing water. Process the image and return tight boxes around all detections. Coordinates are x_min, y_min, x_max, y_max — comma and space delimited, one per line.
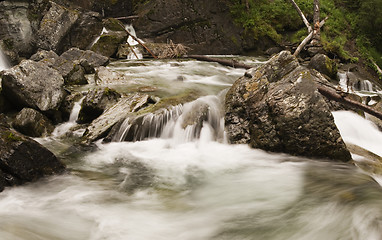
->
1, 58, 382, 240
0, 47, 10, 71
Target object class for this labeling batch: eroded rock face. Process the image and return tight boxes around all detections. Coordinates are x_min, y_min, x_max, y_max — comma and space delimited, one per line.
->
0, 118, 65, 192
225, 51, 352, 161
1, 60, 66, 112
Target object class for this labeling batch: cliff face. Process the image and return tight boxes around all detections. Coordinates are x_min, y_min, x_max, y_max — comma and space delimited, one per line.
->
132, 0, 247, 55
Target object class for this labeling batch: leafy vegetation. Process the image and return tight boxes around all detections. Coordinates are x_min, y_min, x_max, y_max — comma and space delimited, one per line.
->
228, 0, 382, 76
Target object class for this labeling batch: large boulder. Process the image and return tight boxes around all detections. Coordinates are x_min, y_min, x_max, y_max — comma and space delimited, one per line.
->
60, 48, 109, 72
60, 11, 103, 52
13, 108, 55, 137
35, 1, 80, 53
225, 51, 352, 161
0, 117, 65, 192
1, 60, 66, 113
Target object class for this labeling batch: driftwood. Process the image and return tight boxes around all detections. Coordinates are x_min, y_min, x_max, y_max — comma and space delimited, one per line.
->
288, 0, 312, 32
317, 85, 382, 121
185, 55, 252, 69
293, 17, 328, 57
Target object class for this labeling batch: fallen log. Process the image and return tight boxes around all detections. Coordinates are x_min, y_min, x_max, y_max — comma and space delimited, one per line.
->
371, 60, 382, 76
317, 85, 382, 121
185, 55, 252, 69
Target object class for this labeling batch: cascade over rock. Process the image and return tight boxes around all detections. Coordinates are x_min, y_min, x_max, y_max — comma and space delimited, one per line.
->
0, 117, 65, 192
82, 93, 153, 142
225, 51, 352, 161
1, 60, 66, 113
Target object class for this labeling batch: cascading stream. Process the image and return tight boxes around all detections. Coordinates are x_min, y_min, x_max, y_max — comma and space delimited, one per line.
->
1, 58, 382, 240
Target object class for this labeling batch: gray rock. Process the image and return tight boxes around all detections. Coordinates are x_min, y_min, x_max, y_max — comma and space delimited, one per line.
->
0, 118, 65, 192
35, 1, 79, 53
77, 87, 121, 124
13, 108, 54, 137
61, 10, 103, 52
60, 48, 109, 72
309, 53, 338, 80
1, 60, 66, 112
225, 51, 351, 161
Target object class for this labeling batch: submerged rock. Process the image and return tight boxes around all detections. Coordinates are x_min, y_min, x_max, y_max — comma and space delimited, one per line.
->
225, 51, 351, 161
0, 118, 65, 192
13, 108, 55, 137
1, 60, 66, 113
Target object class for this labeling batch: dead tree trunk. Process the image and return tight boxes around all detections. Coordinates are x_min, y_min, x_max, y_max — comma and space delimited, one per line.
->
311, 0, 321, 45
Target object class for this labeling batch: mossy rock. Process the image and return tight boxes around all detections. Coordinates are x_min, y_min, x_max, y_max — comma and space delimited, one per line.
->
103, 18, 126, 32
91, 33, 127, 57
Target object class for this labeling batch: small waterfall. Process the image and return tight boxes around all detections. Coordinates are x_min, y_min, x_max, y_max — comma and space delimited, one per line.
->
338, 71, 380, 93
52, 97, 85, 137
0, 46, 10, 71
113, 95, 225, 143
113, 105, 183, 142
125, 24, 143, 60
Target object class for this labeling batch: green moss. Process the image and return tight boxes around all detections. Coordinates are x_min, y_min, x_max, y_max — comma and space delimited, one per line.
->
2, 131, 23, 142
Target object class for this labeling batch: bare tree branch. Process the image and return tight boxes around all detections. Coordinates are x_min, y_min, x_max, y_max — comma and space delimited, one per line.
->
288, 0, 312, 32
293, 17, 327, 57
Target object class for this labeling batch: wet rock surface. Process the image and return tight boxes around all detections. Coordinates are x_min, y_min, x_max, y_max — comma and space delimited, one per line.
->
0, 117, 65, 192
225, 51, 352, 161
